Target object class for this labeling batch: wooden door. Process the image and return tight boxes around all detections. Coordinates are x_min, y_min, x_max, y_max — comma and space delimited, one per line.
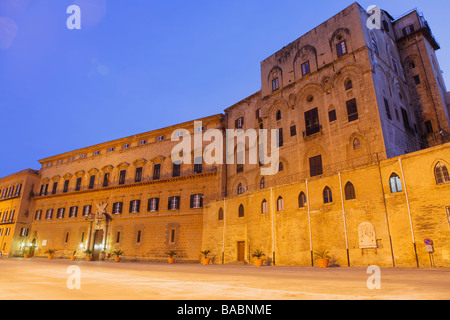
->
92, 230, 104, 261
237, 241, 245, 262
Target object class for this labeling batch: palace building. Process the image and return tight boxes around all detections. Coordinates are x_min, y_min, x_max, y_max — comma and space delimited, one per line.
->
2, 3, 450, 267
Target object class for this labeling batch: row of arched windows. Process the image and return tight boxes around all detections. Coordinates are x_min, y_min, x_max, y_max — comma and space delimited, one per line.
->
222, 163, 449, 219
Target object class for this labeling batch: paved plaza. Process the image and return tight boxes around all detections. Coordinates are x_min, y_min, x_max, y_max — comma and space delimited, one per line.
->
0, 257, 449, 300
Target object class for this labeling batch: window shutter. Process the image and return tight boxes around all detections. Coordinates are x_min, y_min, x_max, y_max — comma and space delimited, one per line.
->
190, 195, 194, 208
200, 194, 203, 208
176, 196, 180, 209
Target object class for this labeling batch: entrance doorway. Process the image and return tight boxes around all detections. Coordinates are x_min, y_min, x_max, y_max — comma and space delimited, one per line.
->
237, 241, 245, 262
92, 230, 104, 261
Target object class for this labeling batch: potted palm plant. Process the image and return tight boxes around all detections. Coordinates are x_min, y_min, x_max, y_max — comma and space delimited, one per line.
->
111, 250, 123, 262
45, 249, 56, 259
314, 250, 331, 268
166, 251, 176, 264
70, 250, 77, 261
23, 246, 31, 259
252, 249, 265, 267
84, 249, 93, 261
201, 250, 211, 265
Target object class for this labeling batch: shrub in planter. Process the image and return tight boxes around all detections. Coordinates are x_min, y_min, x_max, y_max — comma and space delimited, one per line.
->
201, 250, 211, 265
166, 251, 176, 264
252, 249, 265, 267
314, 250, 331, 268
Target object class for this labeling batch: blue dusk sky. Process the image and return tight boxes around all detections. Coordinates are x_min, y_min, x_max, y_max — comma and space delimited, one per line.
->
0, 0, 449, 177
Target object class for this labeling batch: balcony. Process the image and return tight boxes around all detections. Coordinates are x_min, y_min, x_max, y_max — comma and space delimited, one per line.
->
303, 125, 322, 138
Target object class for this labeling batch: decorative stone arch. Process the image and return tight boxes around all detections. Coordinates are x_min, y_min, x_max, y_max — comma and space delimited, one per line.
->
133, 158, 148, 167
51, 175, 61, 182
231, 176, 249, 196
278, 156, 289, 175
101, 165, 114, 173
74, 170, 85, 178
41, 177, 51, 184
293, 44, 318, 79
297, 83, 326, 105
402, 54, 421, 74
372, 63, 392, 97
267, 66, 283, 91
303, 143, 327, 174
87, 168, 99, 176
268, 98, 289, 121
150, 156, 166, 164
346, 132, 371, 159
330, 27, 352, 57
63, 173, 73, 180
116, 162, 130, 170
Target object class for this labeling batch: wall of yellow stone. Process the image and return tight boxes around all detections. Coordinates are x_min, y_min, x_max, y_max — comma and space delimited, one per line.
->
202, 143, 450, 268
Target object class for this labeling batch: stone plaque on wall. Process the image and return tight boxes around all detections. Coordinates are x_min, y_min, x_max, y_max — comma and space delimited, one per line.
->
358, 222, 377, 249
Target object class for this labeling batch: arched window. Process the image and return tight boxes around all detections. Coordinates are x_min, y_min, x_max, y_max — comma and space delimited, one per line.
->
237, 183, 244, 195
260, 177, 265, 189
218, 208, 224, 221
277, 196, 284, 211
238, 204, 244, 217
344, 78, 353, 91
435, 162, 450, 185
344, 182, 356, 200
276, 110, 282, 121
279, 162, 284, 172
298, 192, 307, 208
323, 187, 333, 204
261, 199, 268, 214
353, 138, 361, 150
389, 173, 403, 193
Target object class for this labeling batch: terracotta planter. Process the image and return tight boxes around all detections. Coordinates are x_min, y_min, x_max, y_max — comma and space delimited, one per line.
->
114, 257, 121, 263
168, 258, 175, 264
70, 256, 76, 261
48, 255, 53, 260
201, 258, 210, 265
86, 257, 93, 261
317, 259, 329, 268
23, 254, 30, 259
254, 259, 264, 267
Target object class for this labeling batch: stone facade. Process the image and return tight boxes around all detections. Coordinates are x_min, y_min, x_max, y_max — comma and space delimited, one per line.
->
1, 3, 450, 268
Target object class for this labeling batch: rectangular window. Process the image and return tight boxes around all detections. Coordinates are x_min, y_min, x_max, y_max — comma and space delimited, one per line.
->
304, 108, 320, 136
256, 108, 262, 120
5, 228, 10, 236
190, 194, 203, 209
413, 75, 421, 85
40, 184, 48, 196
301, 61, 310, 76
75, 178, 82, 191
52, 182, 58, 195
170, 229, 176, 244
112, 202, 123, 215
235, 117, 244, 129
140, 139, 147, 145
63, 180, 70, 193
290, 125, 297, 137
262, 201, 268, 214
119, 170, 126, 185
147, 198, 160, 212
272, 78, 279, 91
57, 208, 65, 219
35, 210, 42, 221
346, 98, 359, 122
384, 98, 392, 120
309, 155, 323, 177
122, 144, 130, 149
173, 163, 181, 178
277, 128, 283, 147
129, 200, 141, 213
425, 120, 433, 134
336, 41, 347, 57
69, 206, 78, 218
88, 175, 95, 189
94, 151, 100, 156
153, 164, 161, 180
157, 136, 165, 142
116, 231, 121, 243
8, 210, 14, 223
83, 205, 92, 217
1, 188, 7, 199
135, 167, 143, 183
136, 230, 142, 243
108, 147, 115, 152
168, 196, 180, 211
15, 184, 22, 197
402, 25, 415, 36
45, 209, 53, 220
328, 109, 337, 122
103, 173, 110, 187
194, 157, 202, 174
65, 232, 69, 243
